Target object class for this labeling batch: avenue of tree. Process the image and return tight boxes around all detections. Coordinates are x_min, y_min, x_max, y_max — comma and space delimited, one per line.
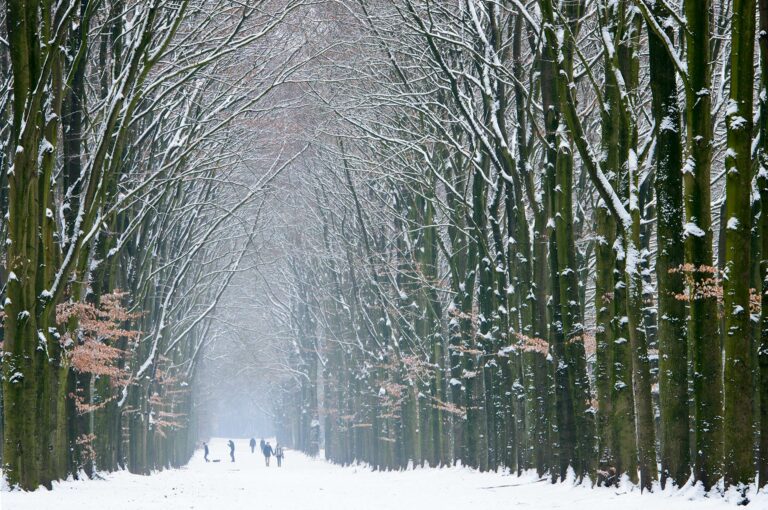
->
270, 0, 768, 501
0, 0, 310, 490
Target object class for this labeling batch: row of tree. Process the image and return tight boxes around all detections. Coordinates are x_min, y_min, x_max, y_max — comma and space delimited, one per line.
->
0, 0, 309, 490
270, 0, 768, 499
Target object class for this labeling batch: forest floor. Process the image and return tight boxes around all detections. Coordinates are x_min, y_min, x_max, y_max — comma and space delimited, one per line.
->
3, 437, 766, 509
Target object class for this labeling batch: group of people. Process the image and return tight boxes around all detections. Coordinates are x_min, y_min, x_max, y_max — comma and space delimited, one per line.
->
202, 438, 284, 467
250, 438, 284, 467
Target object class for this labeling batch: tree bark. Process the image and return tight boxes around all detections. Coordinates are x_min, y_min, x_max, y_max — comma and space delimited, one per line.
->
722, 0, 756, 491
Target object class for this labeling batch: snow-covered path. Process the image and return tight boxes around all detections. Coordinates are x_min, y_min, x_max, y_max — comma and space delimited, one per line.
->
3, 438, 765, 509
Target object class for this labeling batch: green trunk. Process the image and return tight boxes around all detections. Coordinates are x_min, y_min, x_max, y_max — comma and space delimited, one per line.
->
554, 141, 595, 479
683, 0, 723, 489
758, 0, 768, 486
613, 7, 657, 490
594, 204, 616, 483
722, 0, 756, 490
647, 0, 690, 488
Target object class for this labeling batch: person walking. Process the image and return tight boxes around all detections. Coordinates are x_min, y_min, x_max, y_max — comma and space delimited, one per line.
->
228, 439, 235, 462
259, 438, 265, 453
250, 437, 257, 454
275, 443, 284, 467
203, 442, 209, 462
262, 441, 274, 466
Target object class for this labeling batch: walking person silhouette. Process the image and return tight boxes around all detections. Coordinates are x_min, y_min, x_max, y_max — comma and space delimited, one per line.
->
228, 439, 235, 462
262, 441, 274, 466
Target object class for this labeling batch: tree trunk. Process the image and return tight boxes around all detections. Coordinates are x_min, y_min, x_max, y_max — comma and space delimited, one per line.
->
683, 0, 723, 489
758, 0, 768, 487
722, 0, 756, 491
647, 0, 690, 488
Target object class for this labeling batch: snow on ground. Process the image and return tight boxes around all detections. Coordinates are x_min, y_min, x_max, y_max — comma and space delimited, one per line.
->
3, 438, 766, 510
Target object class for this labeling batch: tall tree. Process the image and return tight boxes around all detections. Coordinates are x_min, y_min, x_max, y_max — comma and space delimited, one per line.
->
683, 0, 723, 489
758, 0, 768, 487
722, 0, 756, 491
645, 0, 689, 488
